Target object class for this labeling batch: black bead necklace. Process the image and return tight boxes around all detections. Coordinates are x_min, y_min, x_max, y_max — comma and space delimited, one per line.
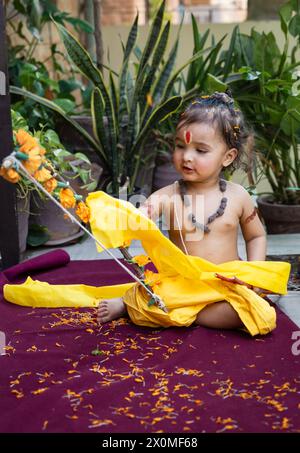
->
177, 178, 227, 233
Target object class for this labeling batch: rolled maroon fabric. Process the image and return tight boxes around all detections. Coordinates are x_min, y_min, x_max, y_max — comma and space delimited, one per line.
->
3, 249, 70, 282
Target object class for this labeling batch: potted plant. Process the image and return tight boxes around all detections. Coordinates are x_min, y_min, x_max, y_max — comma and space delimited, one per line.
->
4, 111, 97, 250
6, 0, 94, 130
28, 127, 98, 247
209, 0, 300, 233
7, 110, 36, 254
11, 1, 213, 200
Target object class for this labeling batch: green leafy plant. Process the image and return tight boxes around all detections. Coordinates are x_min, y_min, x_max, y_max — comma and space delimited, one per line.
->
213, 0, 300, 204
37, 129, 97, 192
11, 110, 96, 197
11, 1, 212, 195
6, 0, 93, 129
10, 110, 96, 247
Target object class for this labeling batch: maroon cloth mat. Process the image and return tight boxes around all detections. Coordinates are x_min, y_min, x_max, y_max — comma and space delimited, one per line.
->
0, 255, 299, 433
3, 249, 70, 281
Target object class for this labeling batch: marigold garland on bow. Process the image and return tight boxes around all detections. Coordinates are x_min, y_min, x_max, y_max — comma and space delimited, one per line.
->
0, 129, 90, 225
0, 130, 167, 313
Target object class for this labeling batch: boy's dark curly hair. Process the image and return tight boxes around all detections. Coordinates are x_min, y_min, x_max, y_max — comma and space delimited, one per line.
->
177, 90, 253, 174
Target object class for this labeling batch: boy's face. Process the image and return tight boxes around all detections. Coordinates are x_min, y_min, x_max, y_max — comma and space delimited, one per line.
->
173, 121, 237, 183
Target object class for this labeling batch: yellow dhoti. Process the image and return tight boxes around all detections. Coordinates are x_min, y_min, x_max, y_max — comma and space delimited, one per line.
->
3, 191, 291, 336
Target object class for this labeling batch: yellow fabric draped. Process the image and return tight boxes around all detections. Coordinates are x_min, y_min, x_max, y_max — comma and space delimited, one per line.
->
3, 191, 291, 336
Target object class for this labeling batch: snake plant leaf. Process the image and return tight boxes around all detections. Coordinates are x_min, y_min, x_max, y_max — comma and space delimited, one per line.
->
118, 14, 139, 123
55, 21, 103, 87
141, 21, 170, 107
109, 72, 118, 117
124, 64, 148, 163
55, 19, 118, 159
123, 13, 139, 62
140, 21, 170, 127
138, 0, 165, 75
152, 27, 180, 104
91, 88, 110, 167
128, 95, 182, 176
125, 1, 166, 161
59, 23, 118, 189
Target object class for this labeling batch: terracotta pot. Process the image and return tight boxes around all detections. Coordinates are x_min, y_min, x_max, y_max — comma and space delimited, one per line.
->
257, 196, 300, 234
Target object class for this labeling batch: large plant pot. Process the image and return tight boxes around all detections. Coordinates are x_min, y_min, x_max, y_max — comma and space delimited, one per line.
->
29, 193, 83, 246
257, 196, 300, 234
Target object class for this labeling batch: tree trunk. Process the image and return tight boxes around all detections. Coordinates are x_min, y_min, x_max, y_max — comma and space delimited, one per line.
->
0, 0, 20, 268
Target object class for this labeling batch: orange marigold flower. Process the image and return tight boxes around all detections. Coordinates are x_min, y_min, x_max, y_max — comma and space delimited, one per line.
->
15, 129, 33, 146
23, 147, 43, 174
16, 129, 46, 156
19, 137, 39, 153
43, 178, 58, 193
60, 188, 76, 209
132, 255, 151, 267
76, 201, 90, 223
144, 270, 161, 287
34, 167, 52, 183
122, 238, 132, 248
0, 166, 20, 183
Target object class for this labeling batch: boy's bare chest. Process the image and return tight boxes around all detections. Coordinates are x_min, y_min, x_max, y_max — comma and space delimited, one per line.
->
163, 196, 240, 235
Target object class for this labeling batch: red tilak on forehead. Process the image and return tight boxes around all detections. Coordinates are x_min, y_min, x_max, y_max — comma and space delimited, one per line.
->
184, 130, 192, 144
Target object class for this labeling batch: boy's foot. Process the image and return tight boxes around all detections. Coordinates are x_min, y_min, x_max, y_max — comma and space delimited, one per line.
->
97, 297, 127, 324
